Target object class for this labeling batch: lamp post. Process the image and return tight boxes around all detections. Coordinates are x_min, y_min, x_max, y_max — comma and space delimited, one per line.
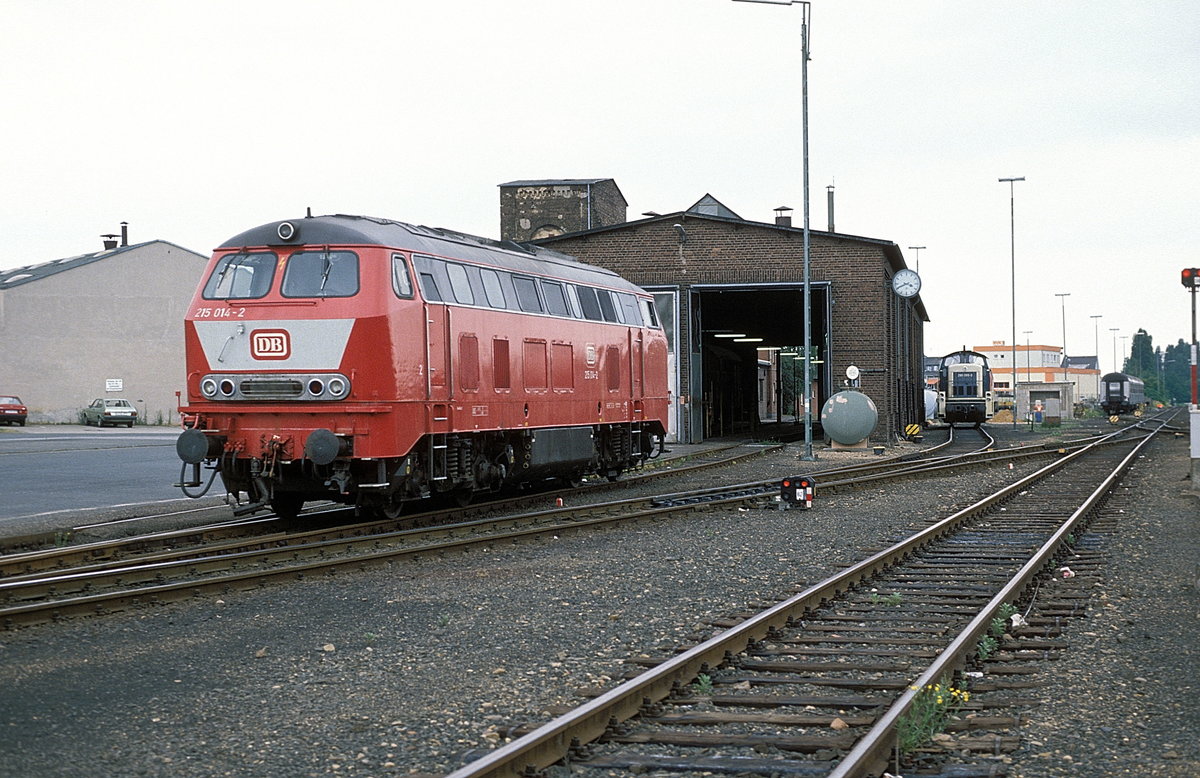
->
1090, 314, 1102, 398
1109, 327, 1119, 374
1022, 330, 1033, 383
999, 176, 1025, 429
907, 245, 926, 272
735, 0, 815, 460
1054, 292, 1070, 361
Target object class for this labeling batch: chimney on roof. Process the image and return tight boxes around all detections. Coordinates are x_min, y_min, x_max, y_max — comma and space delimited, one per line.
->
120, 222, 128, 247
774, 206, 793, 228
101, 234, 119, 250
826, 185, 835, 232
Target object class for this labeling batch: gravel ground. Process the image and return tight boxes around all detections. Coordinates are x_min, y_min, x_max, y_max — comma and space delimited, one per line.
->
0, 422, 1195, 777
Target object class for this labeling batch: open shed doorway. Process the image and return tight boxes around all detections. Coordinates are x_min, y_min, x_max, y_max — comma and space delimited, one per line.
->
692, 284, 830, 439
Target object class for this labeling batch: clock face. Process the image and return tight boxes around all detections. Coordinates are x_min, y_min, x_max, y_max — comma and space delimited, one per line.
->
892, 268, 921, 298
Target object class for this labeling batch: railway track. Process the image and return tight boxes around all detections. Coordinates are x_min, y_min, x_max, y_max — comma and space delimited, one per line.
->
0, 421, 1149, 630
439, 413, 1172, 778
0, 441, 769, 570
0, 420, 1147, 633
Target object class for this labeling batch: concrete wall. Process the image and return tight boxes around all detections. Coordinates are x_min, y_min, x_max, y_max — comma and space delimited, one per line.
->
0, 241, 208, 423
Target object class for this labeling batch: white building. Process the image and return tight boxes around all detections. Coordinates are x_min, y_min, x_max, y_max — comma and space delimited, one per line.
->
0, 237, 208, 423
975, 341, 1101, 403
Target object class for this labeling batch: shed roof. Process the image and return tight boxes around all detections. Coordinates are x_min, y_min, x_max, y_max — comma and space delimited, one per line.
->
533, 203, 929, 322
0, 240, 200, 290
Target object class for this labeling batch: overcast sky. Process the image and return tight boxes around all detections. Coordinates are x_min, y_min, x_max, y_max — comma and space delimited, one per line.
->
2, 1, 1196, 370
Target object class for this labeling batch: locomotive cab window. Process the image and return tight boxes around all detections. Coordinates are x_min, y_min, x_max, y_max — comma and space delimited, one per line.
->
202, 252, 277, 300
281, 250, 359, 298
640, 298, 660, 328
391, 254, 414, 298
615, 292, 642, 326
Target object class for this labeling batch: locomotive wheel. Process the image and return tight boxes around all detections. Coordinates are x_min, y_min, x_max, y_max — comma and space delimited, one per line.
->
270, 493, 305, 520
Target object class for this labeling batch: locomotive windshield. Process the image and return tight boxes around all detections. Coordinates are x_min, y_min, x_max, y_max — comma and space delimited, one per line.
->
941, 352, 987, 367
281, 250, 360, 298
202, 252, 277, 300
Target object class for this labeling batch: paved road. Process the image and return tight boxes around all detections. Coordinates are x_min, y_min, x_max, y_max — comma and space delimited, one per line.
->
0, 425, 201, 524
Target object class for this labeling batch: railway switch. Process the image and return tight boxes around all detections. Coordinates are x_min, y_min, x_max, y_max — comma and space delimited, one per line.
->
780, 475, 816, 509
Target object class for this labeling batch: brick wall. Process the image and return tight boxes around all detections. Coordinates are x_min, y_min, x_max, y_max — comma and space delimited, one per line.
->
499, 180, 627, 241
540, 215, 926, 443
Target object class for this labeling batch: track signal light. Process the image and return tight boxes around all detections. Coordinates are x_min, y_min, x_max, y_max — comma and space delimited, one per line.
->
1182, 268, 1200, 288
780, 475, 816, 509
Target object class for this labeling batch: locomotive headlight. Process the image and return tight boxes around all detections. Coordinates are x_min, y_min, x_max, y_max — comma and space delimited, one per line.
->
200, 377, 219, 398
327, 376, 349, 398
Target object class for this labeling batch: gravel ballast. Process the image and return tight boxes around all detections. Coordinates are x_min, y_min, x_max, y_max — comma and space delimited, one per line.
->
0, 424, 1195, 777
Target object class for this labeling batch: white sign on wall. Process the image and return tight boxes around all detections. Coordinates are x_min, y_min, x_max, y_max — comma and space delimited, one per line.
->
105, 379, 124, 392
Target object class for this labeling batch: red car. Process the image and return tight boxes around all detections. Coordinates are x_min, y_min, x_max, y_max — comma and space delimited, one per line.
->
0, 395, 27, 426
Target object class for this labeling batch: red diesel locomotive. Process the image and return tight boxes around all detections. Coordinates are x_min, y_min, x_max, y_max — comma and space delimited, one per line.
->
176, 214, 670, 518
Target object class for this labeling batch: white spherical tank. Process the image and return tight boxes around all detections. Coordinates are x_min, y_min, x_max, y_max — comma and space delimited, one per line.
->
821, 390, 879, 445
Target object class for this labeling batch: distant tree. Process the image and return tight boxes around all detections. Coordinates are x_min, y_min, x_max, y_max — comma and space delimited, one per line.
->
1125, 330, 1168, 403
1162, 339, 1192, 404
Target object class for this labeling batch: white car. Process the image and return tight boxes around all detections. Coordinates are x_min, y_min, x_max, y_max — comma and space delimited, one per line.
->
82, 398, 139, 428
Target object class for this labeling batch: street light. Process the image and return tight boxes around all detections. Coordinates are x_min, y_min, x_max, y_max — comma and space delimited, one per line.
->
1022, 330, 1033, 383
999, 176, 1025, 429
907, 245, 926, 272
1054, 293, 1070, 362
1109, 327, 1120, 374
1090, 314, 1102, 360
735, 0, 815, 460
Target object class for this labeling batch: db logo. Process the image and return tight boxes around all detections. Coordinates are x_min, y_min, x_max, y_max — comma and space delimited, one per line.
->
251, 329, 291, 360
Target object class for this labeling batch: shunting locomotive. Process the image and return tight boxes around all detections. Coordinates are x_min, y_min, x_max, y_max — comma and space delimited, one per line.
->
175, 214, 670, 518
935, 350, 994, 427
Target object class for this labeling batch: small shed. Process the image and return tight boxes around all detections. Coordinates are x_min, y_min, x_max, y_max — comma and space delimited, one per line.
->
1016, 381, 1075, 424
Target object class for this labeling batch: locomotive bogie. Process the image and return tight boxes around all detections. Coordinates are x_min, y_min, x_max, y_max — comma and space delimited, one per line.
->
176, 215, 669, 517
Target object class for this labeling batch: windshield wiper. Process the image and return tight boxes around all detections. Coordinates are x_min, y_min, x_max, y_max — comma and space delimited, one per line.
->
214, 253, 249, 297
318, 249, 334, 294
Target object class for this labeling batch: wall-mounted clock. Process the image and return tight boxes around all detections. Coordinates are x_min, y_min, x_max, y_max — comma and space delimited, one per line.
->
892, 268, 921, 298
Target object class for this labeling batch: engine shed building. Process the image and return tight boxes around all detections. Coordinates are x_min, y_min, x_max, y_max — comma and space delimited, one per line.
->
509, 188, 928, 444
0, 237, 208, 424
